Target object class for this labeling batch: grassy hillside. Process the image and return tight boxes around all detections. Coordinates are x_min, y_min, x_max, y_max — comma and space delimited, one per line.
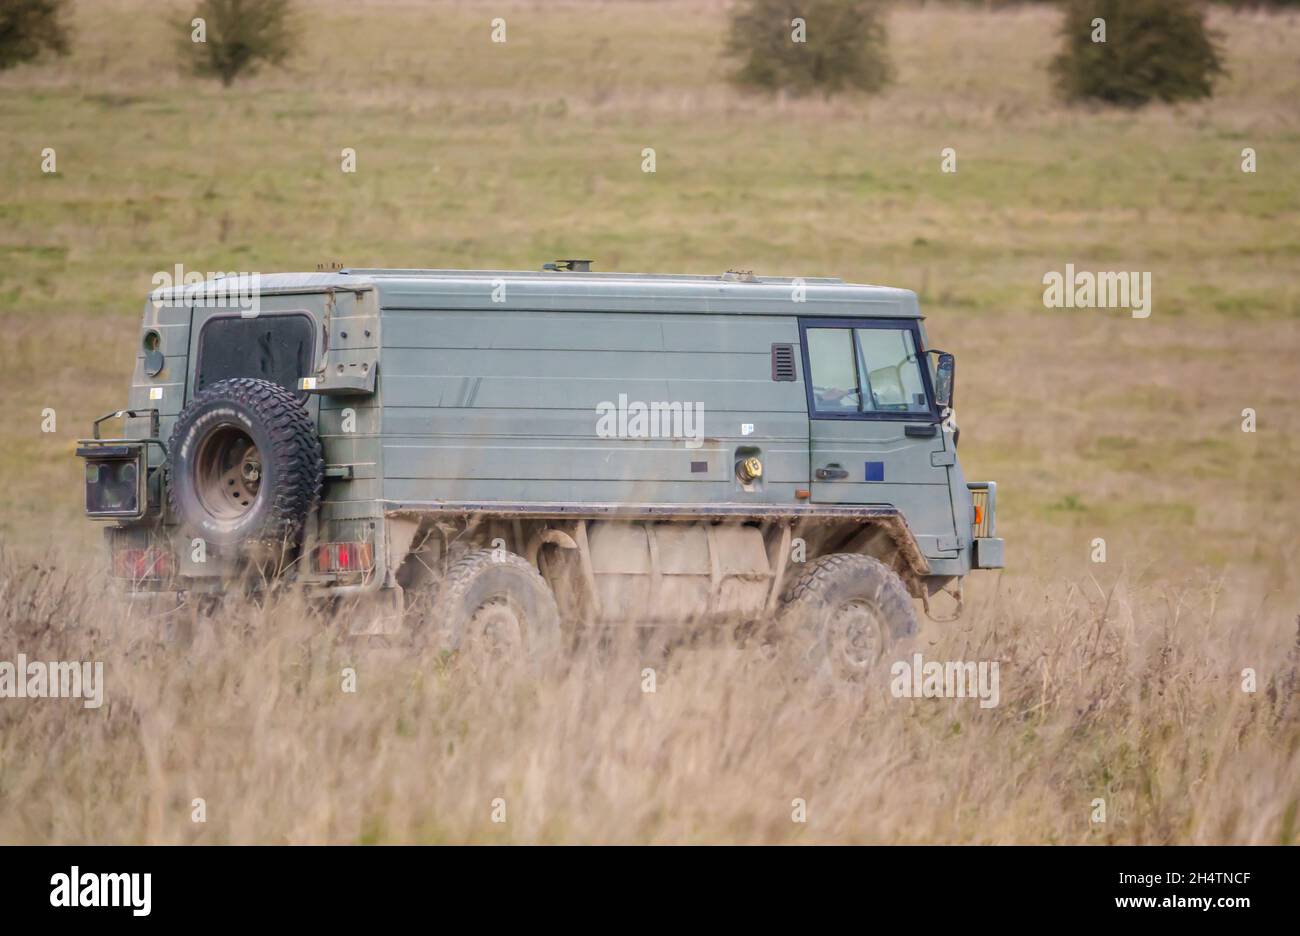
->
0, 0, 1297, 843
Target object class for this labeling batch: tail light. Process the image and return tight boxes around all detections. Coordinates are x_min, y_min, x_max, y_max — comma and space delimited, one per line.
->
112, 545, 173, 582
316, 542, 374, 574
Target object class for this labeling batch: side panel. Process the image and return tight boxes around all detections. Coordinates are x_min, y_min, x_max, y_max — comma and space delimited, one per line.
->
378, 309, 810, 505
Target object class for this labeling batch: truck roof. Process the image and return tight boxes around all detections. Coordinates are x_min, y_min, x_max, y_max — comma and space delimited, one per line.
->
150, 269, 922, 318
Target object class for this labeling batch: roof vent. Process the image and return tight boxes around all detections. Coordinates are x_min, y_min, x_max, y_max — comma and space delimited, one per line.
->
543, 259, 593, 272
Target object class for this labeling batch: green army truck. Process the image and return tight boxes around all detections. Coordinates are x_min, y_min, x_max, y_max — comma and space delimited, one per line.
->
77, 264, 1003, 672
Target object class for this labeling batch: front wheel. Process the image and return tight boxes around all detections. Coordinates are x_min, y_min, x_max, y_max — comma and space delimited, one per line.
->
777, 553, 917, 681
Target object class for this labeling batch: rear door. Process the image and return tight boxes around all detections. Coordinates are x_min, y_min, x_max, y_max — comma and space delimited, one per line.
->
185, 296, 325, 442
801, 317, 959, 556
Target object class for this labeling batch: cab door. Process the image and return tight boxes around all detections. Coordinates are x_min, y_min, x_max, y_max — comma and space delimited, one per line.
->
800, 318, 960, 557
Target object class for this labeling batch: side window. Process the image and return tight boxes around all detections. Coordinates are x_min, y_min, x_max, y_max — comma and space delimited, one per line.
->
805, 328, 862, 414
802, 321, 932, 418
196, 314, 315, 397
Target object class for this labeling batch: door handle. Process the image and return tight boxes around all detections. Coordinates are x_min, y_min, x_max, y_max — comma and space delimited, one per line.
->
905, 423, 938, 438
816, 465, 849, 480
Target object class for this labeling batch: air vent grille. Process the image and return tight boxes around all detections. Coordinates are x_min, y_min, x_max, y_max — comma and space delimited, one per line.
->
771, 343, 796, 381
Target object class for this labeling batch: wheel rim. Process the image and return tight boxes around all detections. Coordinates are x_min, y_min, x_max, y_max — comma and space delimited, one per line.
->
825, 598, 885, 674
194, 424, 263, 521
466, 596, 526, 657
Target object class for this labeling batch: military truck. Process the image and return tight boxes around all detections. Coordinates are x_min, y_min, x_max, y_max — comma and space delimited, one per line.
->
77, 265, 1002, 672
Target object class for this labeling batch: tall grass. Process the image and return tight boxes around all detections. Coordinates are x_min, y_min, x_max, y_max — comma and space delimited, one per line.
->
1, 552, 1295, 844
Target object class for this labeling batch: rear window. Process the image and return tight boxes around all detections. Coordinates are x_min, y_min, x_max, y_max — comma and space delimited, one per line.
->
196, 314, 315, 396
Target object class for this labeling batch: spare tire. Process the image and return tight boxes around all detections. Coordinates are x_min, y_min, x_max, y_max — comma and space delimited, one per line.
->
166, 377, 323, 549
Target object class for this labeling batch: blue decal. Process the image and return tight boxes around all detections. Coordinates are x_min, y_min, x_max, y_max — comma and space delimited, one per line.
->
865, 461, 884, 482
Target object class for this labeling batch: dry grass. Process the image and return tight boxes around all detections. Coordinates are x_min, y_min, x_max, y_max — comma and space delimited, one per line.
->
1, 553, 1296, 844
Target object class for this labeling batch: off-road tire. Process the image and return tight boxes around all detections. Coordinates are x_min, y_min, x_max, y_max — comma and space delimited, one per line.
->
430, 549, 562, 661
166, 377, 323, 550
778, 553, 917, 679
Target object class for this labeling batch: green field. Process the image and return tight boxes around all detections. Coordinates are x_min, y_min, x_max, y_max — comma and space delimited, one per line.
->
2, 1, 1297, 576
0, 0, 1298, 843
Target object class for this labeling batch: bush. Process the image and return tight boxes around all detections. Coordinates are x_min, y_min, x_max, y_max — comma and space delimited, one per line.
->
182, 0, 296, 87
1051, 0, 1226, 107
0, 0, 71, 71
726, 0, 893, 97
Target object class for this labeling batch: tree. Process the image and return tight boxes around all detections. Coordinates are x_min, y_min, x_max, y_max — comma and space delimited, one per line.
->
726, 0, 893, 97
182, 0, 296, 87
1051, 0, 1226, 107
0, 0, 71, 71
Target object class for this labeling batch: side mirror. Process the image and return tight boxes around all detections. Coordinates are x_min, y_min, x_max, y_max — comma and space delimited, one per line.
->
933, 352, 955, 409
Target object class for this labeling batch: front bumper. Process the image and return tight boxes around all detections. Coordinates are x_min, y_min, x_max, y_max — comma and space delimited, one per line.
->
973, 537, 1005, 569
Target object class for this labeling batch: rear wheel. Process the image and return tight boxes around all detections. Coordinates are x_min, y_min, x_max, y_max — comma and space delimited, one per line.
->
778, 553, 917, 681
428, 549, 562, 664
